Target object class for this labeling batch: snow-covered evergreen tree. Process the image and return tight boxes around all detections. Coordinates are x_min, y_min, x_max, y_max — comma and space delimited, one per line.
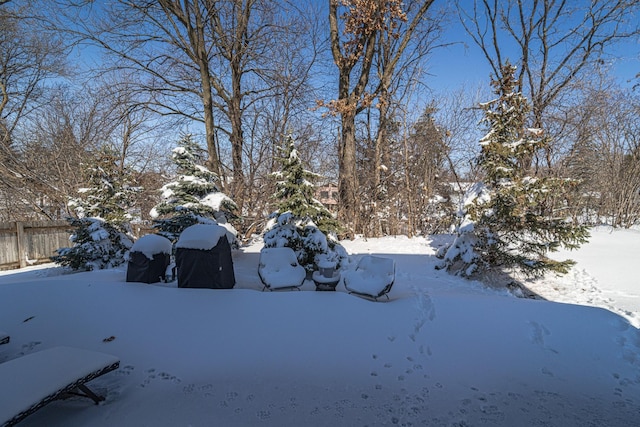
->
437, 63, 589, 279
263, 135, 345, 271
150, 134, 238, 243
53, 217, 133, 271
272, 134, 339, 235
68, 147, 140, 228
53, 147, 138, 270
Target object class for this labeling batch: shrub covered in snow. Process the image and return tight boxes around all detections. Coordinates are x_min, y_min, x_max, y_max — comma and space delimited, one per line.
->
52, 217, 133, 270
263, 212, 347, 272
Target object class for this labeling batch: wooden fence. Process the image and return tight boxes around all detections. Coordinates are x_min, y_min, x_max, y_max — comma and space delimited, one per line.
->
0, 221, 71, 270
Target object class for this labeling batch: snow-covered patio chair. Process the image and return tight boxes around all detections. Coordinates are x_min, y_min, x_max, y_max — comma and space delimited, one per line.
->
258, 247, 306, 291
343, 255, 395, 301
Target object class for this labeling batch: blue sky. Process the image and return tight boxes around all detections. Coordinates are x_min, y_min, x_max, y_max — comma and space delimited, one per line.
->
426, 11, 640, 95
68, 1, 640, 97
429, 39, 640, 93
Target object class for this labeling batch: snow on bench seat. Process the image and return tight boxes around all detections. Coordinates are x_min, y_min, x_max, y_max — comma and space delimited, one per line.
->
0, 346, 120, 426
0, 332, 8, 346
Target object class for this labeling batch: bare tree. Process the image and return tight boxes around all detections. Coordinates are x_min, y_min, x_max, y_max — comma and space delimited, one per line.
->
432, 86, 487, 184
0, 2, 67, 219
325, 0, 436, 234
16, 87, 96, 219
401, 106, 453, 235
561, 84, 640, 227
56, 1, 313, 213
53, 1, 321, 214
240, 2, 325, 223
359, 0, 444, 236
458, 0, 640, 170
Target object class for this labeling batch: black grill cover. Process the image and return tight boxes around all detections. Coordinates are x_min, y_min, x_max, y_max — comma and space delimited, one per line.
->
175, 235, 235, 289
126, 252, 170, 284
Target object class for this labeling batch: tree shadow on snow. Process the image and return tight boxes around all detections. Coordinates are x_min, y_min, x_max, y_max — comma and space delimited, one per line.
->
424, 234, 548, 301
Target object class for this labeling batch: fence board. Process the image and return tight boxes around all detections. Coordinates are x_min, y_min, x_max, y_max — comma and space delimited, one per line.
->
0, 221, 71, 270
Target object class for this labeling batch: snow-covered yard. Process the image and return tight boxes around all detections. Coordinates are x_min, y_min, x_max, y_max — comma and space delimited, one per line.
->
0, 227, 638, 426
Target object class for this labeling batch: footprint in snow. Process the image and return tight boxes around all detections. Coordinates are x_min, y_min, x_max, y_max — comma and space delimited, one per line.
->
415, 291, 436, 321
140, 369, 180, 387
158, 371, 180, 383
611, 318, 631, 332
116, 365, 135, 376
529, 321, 549, 347
529, 321, 558, 353
541, 367, 554, 377
20, 341, 42, 354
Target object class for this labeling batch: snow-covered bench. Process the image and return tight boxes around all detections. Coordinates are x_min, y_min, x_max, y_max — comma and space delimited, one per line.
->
0, 331, 8, 346
0, 346, 120, 426
258, 247, 306, 291
343, 255, 395, 301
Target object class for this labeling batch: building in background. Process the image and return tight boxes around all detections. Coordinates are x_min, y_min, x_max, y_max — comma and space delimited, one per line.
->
315, 183, 339, 213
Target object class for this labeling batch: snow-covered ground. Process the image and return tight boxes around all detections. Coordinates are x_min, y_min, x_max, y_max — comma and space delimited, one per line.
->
526, 226, 640, 328
0, 229, 639, 426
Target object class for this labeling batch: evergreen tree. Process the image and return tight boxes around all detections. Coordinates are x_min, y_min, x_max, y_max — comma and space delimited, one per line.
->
263, 135, 345, 271
272, 134, 339, 235
52, 217, 133, 271
151, 134, 238, 243
438, 63, 589, 279
53, 147, 138, 270
68, 147, 140, 229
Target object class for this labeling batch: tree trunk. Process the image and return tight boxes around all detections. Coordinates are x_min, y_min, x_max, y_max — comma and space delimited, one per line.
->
201, 73, 222, 182
229, 98, 245, 211
338, 110, 358, 235
372, 86, 390, 237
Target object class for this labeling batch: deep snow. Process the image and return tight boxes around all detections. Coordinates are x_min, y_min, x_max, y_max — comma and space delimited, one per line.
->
0, 228, 639, 426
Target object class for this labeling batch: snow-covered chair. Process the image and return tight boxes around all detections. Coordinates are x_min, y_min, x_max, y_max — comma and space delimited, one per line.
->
126, 234, 172, 284
0, 331, 8, 345
0, 346, 120, 426
343, 255, 395, 301
258, 247, 306, 291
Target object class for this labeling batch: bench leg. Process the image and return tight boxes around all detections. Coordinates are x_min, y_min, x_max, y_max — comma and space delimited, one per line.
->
63, 384, 106, 404
77, 384, 105, 404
